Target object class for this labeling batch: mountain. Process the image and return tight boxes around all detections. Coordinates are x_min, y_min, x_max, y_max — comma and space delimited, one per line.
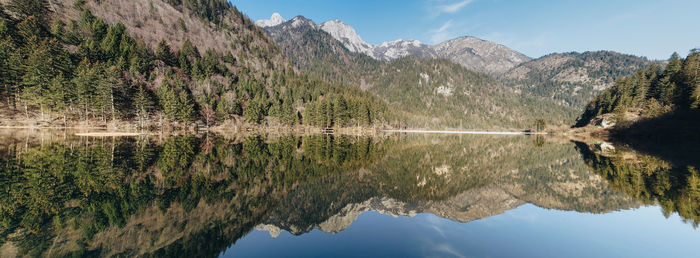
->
260, 15, 578, 128
255, 134, 638, 237
373, 39, 437, 61
318, 20, 376, 58
255, 12, 286, 27
263, 16, 380, 86
257, 14, 436, 62
501, 51, 653, 108
432, 36, 531, 75
366, 58, 578, 128
256, 14, 529, 74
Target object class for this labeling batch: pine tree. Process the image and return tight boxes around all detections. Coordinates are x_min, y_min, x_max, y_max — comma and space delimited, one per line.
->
683, 51, 700, 109
0, 36, 17, 107
177, 91, 197, 122
157, 81, 179, 121
333, 96, 348, 127
47, 74, 70, 123
133, 85, 155, 128
97, 65, 125, 121
73, 59, 98, 124
243, 95, 268, 124
155, 39, 176, 66
101, 22, 125, 60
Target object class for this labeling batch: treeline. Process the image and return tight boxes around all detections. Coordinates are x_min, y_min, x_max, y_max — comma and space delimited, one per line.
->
0, 0, 386, 127
576, 51, 700, 126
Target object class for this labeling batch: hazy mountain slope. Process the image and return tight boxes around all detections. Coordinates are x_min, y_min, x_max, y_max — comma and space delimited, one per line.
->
432, 36, 531, 75
501, 51, 653, 108
367, 58, 579, 128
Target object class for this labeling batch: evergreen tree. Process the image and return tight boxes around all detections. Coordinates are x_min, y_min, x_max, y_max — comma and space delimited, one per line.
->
177, 90, 197, 122
333, 96, 348, 127
155, 39, 176, 66
243, 95, 268, 124
133, 85, 155, 127
157, 81, 179, 121
73, 59, 98, 123
0, 36, 17, 106
101, 22, 125, 60
46, 74, 70, 122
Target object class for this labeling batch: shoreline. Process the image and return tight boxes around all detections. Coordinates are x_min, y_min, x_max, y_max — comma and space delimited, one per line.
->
381, 129, 547, 135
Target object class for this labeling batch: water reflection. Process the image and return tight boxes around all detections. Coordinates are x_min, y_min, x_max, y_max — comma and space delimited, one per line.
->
0, 132, 695, 257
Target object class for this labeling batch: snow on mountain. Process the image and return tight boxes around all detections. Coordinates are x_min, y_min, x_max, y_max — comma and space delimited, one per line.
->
255, 13, 286, 28
372, 39, 437, 61
319, 20, 376, 58
258, 13, 530, 71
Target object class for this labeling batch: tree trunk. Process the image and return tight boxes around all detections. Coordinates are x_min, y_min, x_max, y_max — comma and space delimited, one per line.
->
111, 89, 115, 122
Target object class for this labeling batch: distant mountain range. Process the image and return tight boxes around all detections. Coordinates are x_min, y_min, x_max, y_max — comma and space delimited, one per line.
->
256, 13, 529, 75
259, 14, 578, 128
257, 13, 654, 109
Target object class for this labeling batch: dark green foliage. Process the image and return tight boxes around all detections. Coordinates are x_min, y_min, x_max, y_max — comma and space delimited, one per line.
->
242, 95, 268, 124
0, 1, 386, 127
157, 77, 198, 122
578, 143, 700, 227
576, 51, 700, 127
155, 39, 177, 66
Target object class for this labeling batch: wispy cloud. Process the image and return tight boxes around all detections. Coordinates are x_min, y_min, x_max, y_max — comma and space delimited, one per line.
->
427, 0, 474, 19
429, 20, 453, 43
437, 0, 473, 14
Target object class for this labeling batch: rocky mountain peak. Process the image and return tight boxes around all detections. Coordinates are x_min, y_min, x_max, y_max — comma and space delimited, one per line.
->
432, 36, 531, 75
255, 12, 286, 27
373, 39, 437, 61
319, 20, 375, 57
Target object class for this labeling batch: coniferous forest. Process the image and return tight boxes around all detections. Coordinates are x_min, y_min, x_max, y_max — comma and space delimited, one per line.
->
0, 0, 386, 129
576, 51, 700, 126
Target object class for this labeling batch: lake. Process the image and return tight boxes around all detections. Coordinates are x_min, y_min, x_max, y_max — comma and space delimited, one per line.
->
0, 131, 698, 257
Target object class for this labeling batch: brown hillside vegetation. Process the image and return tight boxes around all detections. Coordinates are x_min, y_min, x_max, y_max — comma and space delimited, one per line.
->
48, 0, 291, 84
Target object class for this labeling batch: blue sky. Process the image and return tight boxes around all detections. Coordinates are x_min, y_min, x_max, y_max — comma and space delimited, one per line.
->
233, 0, 700, 60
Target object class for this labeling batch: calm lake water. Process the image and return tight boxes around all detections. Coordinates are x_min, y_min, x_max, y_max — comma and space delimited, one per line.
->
0, 131, 698, 257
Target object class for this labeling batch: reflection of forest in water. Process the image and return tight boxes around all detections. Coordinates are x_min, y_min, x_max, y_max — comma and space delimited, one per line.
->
0, 131, 693, 257
577, 141, 700, 227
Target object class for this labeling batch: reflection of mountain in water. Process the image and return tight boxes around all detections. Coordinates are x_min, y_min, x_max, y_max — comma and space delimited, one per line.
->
0, 133, 638, 257
259, 135, 637, 236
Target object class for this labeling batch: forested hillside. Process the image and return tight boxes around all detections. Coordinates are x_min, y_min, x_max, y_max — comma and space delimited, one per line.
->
0, 0, 386, 128
575, 51, 700, 127
501, 51, 652, 108
368, 58, 579, 128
